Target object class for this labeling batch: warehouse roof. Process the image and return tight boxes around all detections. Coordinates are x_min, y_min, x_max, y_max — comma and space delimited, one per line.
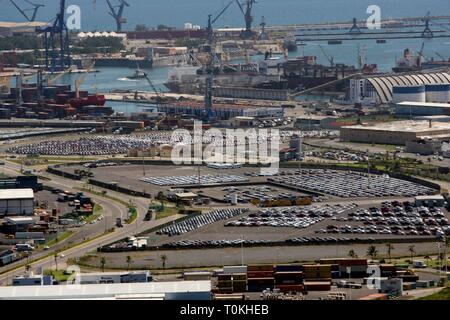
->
397, 101, 450, 108
0, 281, 212, 300
0, 189, 34, 200
365, 72, 450, 103
341, 120, 450, 133
0, 21, 48, 28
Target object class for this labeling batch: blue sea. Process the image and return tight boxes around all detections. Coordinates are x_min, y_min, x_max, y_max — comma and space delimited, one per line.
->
3, 0, 450, 114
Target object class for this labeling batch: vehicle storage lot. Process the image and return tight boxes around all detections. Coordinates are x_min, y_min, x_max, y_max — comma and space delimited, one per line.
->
147, 201, 449, 247
56, 164, 269, 194
190, 184, 312, 203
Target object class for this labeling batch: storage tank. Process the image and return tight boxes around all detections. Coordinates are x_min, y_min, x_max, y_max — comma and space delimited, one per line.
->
425, 84, 450, 103
392, 85, 426, 103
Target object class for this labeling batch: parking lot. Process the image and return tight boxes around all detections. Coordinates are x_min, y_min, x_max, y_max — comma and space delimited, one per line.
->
268, 169, 436, 198
140, 174, 249, 187
190, 184, 313, 203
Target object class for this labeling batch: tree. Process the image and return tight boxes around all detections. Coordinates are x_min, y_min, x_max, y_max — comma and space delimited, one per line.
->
100, 257, 106, 272
424, 255, 432, 267
366, 245, 378, 261
385, 243, 394, 262
25, 264, 31, 273
408, 245, 416, 263
126, 255, 133, 271
348, 249, 357, 258
160, 254, 167, 270
54, 252, 59, 271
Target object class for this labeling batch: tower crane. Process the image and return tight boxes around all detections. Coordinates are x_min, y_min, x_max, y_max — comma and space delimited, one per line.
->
235, 0, 257, 39
9, 0, 44, 22
106, 0, 130, 32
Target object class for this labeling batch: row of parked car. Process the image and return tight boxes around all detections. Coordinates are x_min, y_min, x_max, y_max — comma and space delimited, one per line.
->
157, 208, 249, 236
320, 201, 450, 237
224, 203, 357, 228
161, 239, 271, 248
269, 170, 436, 198
141, 174, 249, 186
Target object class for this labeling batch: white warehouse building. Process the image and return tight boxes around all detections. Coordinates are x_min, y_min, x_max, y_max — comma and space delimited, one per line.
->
0, 189, 34, 216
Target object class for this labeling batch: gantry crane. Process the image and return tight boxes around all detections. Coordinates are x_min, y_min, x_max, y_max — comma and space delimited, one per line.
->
36, 0, 71, 72
106, 0, 130, 32
235, 0, 257, 39
9, 0, 44, 22
204, 1, 234, 121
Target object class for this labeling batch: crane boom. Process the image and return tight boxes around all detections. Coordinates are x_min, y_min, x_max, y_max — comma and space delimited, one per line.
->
318, 45, 334, 66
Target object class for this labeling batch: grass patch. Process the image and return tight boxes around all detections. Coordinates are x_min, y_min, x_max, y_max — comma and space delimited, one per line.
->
155, 206, 179, 220
44, 269, 75, 282
418, 287, 450, 300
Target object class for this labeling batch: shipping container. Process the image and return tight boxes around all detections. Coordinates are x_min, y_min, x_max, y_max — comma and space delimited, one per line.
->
247, 271, 274, 278
232, 273, 247, 281
218, 280, 233, 288
274, 264, 303, 272
247, 265, 274, 272
247, 278, 275, 285
358, 294, 388, 300
218, 274, 232, 281
275, 284, 305, 293
223, 266, 247, 274
304, 281, 331, 291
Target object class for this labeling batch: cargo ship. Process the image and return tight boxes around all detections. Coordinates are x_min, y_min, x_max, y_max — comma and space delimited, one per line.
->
392, 48, 450, 73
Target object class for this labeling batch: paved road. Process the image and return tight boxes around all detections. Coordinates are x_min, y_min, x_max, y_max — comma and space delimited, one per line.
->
0, 160, 180, 285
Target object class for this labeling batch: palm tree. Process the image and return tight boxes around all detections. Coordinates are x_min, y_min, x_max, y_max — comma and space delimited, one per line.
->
100, 257, 106, 272
366, 245, 378, 262
408, 245, 416, 263
160, 254, 167, 270
54, 252, 59, 271
385, 243, 394, 262
348, 249, 357, 258
424, 255, 432, 267
126, 255, 133, 271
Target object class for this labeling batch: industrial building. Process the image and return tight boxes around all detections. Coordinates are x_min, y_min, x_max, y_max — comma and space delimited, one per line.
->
405, 138, 442, 155
396, 101, 450, 117
72, 271, 153, 285
0, 281, 212, 300
0, 21, 48, 37
340, 120, 450, 145
349, 71, 450, 104
294, 115, 339, 130
0, 189, 34, 216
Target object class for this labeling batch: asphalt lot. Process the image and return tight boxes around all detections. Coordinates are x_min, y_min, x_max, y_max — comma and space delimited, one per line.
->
86, 241, 443, 270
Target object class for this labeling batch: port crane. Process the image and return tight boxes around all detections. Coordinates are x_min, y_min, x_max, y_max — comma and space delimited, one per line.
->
259, 16, 268, 40
9, 0, 44, 22
204, 1, 234, 122
235, 0, 257, 39
36, 0, 71, 72
106, 0, 130, 32
318, 45, 335, 67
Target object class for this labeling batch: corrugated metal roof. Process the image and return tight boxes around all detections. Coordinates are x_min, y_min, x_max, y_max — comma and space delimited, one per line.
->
366, 72, 450, 103
0, 281, 211, 300
0, 189, 34, 200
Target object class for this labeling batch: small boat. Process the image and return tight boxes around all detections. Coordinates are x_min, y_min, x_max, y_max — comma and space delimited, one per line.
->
126, 67, 147, 80
376, 39, 387, 44
328, 40, 342, 45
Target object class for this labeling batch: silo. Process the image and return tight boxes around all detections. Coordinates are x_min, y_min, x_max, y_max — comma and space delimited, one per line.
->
392, 85, 426, 103
425, 84, 450, 103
